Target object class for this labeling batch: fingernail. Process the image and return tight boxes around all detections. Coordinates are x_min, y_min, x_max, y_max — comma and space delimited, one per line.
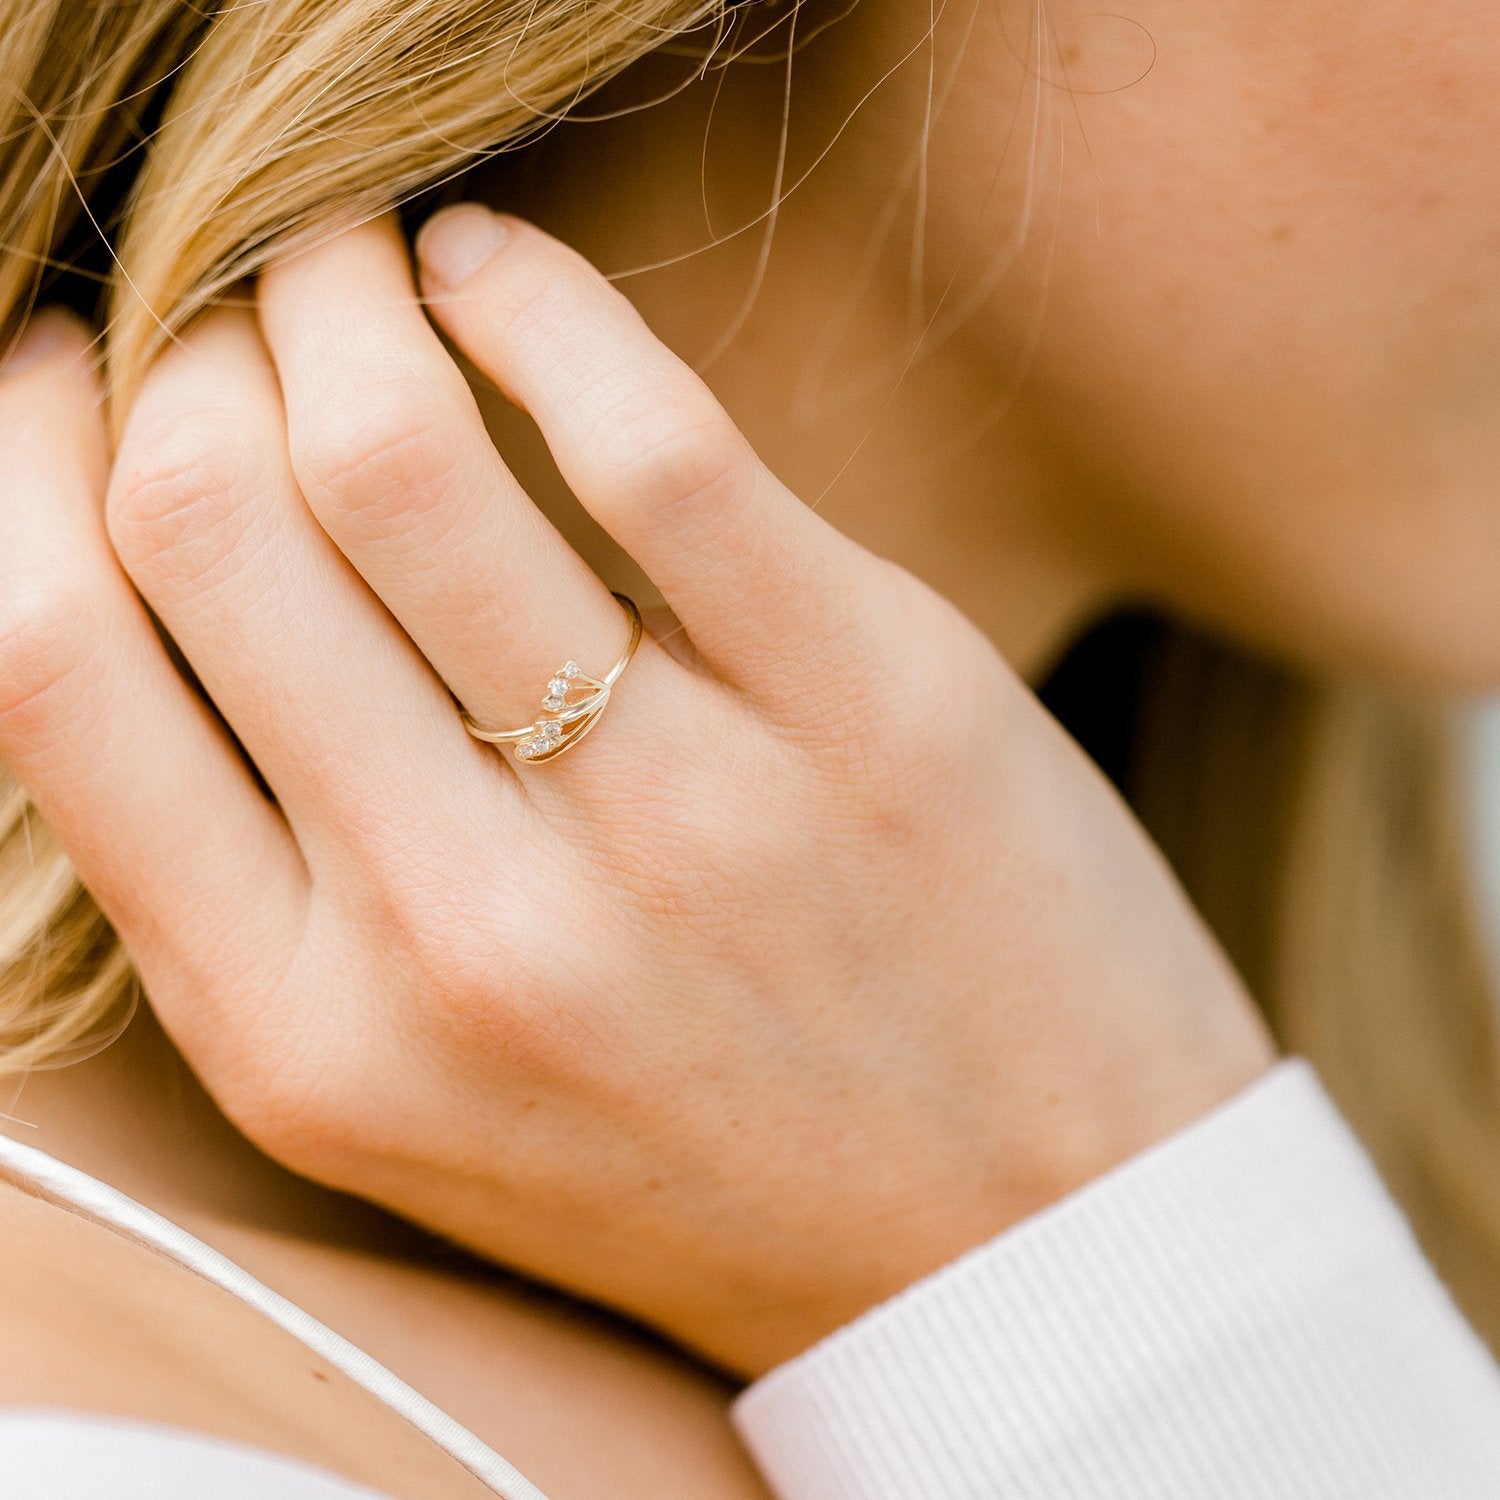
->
1, 306, 84, 374
416, 204, 511, 288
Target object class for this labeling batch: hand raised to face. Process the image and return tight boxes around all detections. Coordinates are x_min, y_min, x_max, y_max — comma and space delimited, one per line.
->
0, 208, 1273, 1376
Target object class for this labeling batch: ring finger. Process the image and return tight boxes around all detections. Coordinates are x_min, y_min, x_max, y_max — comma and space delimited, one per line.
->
257, 213, 678, 788
106, 303, 504, 852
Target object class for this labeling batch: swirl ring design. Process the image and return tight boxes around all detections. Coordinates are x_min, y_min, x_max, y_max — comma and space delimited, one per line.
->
459, 593, 643, 765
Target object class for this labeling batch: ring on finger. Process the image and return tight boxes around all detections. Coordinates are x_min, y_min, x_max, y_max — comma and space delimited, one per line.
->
460, 591, 643, 765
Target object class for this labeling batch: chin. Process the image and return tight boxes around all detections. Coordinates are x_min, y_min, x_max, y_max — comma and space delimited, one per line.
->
1286, 577, 1500, 700
1166, 554, 1500, 701
1248, 477, 1500, 699
1351, 524, 1500, 697
1370, 622, 1500, 700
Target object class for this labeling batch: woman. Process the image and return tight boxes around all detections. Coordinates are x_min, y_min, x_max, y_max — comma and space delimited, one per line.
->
2, 0, 1500, 1494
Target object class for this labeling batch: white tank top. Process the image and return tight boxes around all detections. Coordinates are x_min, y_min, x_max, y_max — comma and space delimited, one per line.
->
0, 1131, 549, 1500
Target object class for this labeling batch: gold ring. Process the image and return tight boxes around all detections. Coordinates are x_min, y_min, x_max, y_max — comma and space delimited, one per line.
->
460, 592, 643, 765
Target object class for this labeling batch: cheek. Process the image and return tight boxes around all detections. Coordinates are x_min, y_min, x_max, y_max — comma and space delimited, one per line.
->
993, 3, 1500, 689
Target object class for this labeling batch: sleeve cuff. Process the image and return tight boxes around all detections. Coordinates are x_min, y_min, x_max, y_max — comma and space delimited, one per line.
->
732, 1058, 1500, 1500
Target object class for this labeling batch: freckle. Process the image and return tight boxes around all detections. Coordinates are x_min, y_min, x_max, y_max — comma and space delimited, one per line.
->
311, 1369, 329, 1383
1060, 41, 1082, 66
1269, 223, 1294, 245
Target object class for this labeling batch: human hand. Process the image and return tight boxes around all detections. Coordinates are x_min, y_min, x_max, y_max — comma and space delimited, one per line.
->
0, 208, 1274, 1377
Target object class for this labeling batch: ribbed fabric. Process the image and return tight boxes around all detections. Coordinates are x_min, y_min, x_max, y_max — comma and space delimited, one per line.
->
733, 1058, 1500, 1499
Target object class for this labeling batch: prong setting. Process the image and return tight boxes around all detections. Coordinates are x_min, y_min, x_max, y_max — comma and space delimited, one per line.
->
458, 594, 644, 766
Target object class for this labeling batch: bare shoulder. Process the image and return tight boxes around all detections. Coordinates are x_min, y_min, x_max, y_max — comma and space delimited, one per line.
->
0, 1182, 495, 1499
0, 1180, 775, 1500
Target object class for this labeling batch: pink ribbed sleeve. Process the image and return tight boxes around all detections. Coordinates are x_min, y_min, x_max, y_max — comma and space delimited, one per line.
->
734, 1059, 1500, 1499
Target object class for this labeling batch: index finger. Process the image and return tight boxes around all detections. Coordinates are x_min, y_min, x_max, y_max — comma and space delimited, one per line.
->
0, 310, 307, 1044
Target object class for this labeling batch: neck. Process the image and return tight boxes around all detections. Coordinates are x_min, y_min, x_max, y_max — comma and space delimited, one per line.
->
468, 0, 1123, 685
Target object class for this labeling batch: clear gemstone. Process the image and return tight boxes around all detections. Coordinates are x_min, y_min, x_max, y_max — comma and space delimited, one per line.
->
561, 661, 580, 678
515, 742, 536, 759
548, 678, 570, 699
540, 721, 563, 741
542, 695, 565, 712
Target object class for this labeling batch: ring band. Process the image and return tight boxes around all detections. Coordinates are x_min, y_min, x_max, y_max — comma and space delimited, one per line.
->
460, 592, 643, 765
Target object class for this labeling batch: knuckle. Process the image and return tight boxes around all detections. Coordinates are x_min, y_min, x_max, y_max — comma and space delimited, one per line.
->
293, 385, 465, 528
804, 724, 920, 845
822, 655, 1008, 847
219, 1022, 372, 1178
108, 419, 255, 580
788, 601, 985, 831
351, 865, 608, 1084
485, 261, 579, 348
0, 580, 100, 729
594, 390, 753, 521
423, 959, 606, 1085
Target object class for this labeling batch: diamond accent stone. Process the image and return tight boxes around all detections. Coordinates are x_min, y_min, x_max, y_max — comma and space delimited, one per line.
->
513, 659, 598, 762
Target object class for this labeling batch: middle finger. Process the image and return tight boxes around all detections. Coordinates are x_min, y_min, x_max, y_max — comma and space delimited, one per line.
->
107, 304, 502, 850
257, 213, 676, 781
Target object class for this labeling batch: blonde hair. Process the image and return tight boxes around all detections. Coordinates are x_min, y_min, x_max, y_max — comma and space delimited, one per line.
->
1131, 630, 1500, 1346
4, 0, 1500, 1351
0, 0, 723, 1061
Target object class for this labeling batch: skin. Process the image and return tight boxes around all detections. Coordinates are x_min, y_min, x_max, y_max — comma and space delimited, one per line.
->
1, 207, 1274, 1378
2, 1011, 775, 1497
0, 0, 1494, 1485
511, 0, 1499, 692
